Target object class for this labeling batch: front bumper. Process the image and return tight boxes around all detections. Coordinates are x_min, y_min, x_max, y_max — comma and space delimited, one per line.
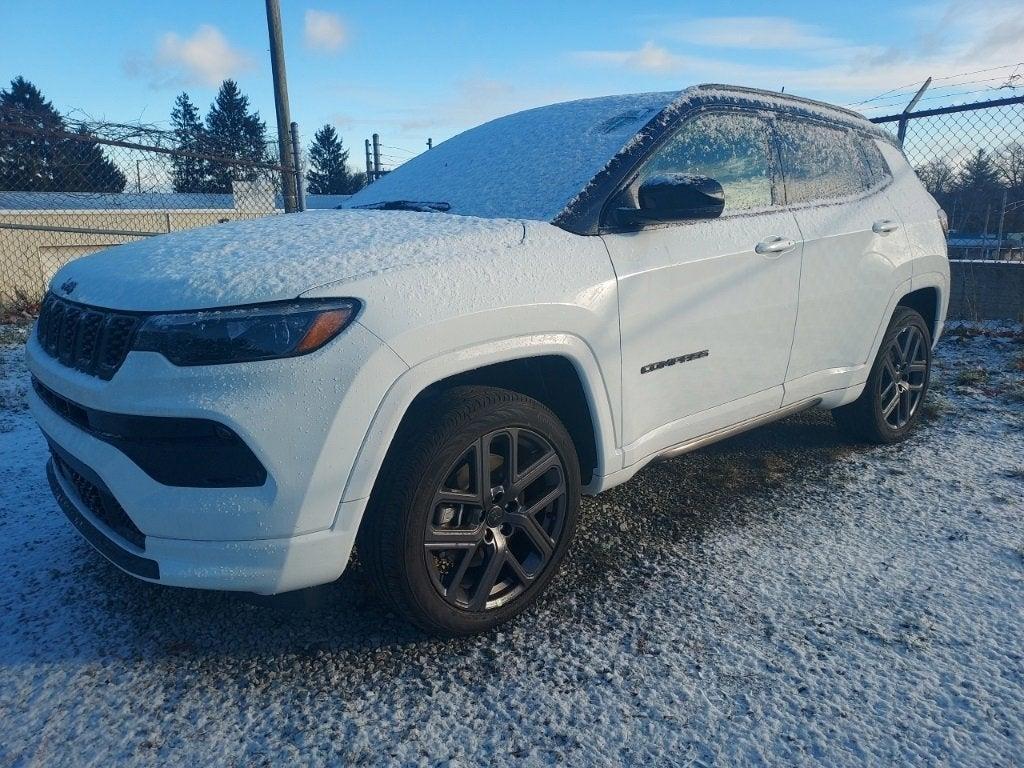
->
28, 320, 407, 593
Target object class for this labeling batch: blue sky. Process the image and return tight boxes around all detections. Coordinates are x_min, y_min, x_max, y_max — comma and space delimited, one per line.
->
2, 1, 1022, 169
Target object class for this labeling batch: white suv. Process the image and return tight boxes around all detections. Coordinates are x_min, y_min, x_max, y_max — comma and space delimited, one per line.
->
28, 85, 948, 635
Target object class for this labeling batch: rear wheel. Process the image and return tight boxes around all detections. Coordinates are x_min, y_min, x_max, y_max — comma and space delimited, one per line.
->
359, 386, 580, 636
833, 306, 932, 444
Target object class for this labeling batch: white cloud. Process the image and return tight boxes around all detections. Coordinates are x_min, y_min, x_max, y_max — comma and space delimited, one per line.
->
572, 1, 1024, 101
575, 42, 703, 74
305, 10, 348, 54
667, 17, 841, 51
153, 25, 253, 87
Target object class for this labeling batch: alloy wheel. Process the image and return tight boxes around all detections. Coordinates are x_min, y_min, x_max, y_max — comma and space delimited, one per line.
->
879, 324, 928, 429
423, 428, 567, 611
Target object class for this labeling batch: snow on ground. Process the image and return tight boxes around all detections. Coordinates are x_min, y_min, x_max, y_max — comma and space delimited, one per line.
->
0, 321, 1021, 766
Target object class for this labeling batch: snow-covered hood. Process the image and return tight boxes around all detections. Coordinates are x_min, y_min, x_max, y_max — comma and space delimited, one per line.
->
49, 210, 525, 311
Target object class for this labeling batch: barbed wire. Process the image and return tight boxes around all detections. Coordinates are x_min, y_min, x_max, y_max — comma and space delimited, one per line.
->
846, 62, 1024, 108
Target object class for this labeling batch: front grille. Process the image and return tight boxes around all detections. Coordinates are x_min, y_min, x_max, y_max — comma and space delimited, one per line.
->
36, 294, 141, 379
50, 447, 146, 549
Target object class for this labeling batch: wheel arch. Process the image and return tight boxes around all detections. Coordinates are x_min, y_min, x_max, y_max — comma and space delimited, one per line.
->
337, 334, 621, 514
897, 285, 942, 342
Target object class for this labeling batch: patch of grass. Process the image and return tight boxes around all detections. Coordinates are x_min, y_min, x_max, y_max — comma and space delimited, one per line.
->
947, 324, 981, 339
956, 367, 990, 386
921, 392, 951, 419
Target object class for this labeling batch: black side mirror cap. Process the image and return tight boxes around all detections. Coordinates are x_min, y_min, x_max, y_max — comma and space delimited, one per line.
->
616, 174, 725, 226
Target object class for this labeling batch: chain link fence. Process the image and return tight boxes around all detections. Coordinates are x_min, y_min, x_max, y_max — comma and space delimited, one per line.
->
871, 95, 1024, 262
0, 106, 288, 310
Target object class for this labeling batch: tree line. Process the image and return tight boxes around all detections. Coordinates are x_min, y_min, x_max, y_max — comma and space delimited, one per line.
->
167, 81, 365, 195
1, 76, 366, 197
917, 145, 1024, 236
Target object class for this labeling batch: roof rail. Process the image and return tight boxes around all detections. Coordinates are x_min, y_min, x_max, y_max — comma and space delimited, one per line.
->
693, 83, 868, 121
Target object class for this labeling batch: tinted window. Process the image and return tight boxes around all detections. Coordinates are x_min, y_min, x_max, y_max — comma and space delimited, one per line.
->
638, 112, 774, 214
778, 120, 872, 203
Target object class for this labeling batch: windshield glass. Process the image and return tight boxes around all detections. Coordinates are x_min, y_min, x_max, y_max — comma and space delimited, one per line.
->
345, 91, 678, 222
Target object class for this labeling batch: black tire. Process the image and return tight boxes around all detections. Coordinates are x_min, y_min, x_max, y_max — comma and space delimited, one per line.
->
833, 306, 932, 444
359, 385, 581, 636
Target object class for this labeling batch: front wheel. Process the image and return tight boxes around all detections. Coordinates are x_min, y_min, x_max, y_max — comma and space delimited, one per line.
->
359, 386, 581, 636
833, 306, 932, 444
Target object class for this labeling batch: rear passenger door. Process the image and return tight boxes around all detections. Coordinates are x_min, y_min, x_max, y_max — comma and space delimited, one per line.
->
777, 119, 910, 402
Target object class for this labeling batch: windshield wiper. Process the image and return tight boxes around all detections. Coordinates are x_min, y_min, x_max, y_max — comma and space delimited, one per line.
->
353, 200, 451, 213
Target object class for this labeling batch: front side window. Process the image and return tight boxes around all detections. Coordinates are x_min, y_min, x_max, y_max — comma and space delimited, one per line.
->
778, 119, 872, 204
635, 112, 775, 215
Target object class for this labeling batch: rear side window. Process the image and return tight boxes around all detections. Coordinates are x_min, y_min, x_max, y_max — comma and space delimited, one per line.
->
638, 112, 775, 214
777, 120, 872, 204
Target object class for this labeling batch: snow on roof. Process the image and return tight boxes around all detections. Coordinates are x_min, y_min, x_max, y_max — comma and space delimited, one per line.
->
345, 91, 680, 222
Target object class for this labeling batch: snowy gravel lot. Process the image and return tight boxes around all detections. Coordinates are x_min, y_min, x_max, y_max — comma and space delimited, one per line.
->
1, 320, 1022, 767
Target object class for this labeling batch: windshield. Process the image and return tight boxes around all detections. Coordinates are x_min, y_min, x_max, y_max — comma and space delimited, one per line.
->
345, 91, 678, 222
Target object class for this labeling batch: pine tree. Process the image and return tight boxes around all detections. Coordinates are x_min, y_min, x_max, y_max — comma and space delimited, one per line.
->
170, 92, 206, 193
306, 124, 354, 194
203, 80, 268, 192
956, 149, 1001, 195
955, 150, 1003, 234
0, 76, 65, 191
0, 76, 125, 193
55, 128, 127, 192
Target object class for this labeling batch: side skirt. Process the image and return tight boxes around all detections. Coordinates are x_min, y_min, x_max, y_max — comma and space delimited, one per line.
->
655, 397, 822, 462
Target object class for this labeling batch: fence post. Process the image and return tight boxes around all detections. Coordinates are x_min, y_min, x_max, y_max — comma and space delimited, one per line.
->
896, 77, 931, 147
365, 139, 373, 182
289, 121, 306, 212
372, 133, 381, 180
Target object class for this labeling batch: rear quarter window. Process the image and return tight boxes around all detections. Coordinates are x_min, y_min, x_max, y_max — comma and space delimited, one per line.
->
777, 120, 873, 204
857, 137, 893, 186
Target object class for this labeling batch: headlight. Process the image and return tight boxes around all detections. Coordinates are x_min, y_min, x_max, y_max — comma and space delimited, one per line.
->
132, 299, 359, 366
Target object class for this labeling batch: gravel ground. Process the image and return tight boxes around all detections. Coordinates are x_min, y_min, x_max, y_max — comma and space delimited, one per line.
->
1, 321, 1022, 767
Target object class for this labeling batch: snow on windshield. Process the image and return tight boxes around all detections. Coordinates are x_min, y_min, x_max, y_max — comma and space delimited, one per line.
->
345, 92, 679, 222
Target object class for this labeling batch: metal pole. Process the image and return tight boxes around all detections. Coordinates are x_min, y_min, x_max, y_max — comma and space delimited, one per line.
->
897, 77, 931, 146
135, 160, 141, 194
372, 133, 381, 179
365, 139, 373, 182
290, 121, 306, 212
265, 0, 298, 213
996, 188, 1008, 261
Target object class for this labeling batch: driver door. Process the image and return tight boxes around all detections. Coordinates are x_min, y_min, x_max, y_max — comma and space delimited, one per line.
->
601, 110, 803, 464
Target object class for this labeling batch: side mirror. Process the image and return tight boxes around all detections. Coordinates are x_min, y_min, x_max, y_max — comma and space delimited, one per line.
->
616, 174, 725, 226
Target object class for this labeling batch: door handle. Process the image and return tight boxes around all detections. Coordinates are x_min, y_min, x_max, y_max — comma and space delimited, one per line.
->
755, 236, 797, 257
872, 219, 900, 234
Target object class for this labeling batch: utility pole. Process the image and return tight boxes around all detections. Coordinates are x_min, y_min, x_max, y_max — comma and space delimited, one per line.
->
365, 139, 373, 182
427, 137, 433, 150
265, 0, 298, 213
372, 133, 381, 180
